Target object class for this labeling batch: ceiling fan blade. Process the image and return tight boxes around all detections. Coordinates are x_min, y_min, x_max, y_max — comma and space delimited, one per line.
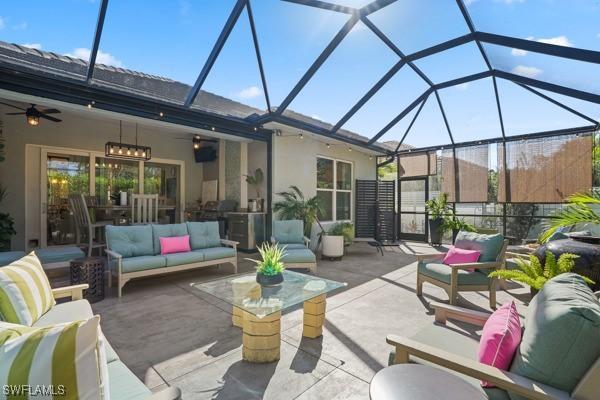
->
0, 101, 26, 111
40, 114, 62, 123
5, 112, 26, 115
40, 108, 61, 114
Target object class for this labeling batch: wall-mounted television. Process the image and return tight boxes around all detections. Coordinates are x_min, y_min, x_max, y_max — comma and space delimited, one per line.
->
194, 146, 217, 163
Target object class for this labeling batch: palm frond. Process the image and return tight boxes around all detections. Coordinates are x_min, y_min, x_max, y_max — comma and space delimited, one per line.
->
540, 202, 600, 243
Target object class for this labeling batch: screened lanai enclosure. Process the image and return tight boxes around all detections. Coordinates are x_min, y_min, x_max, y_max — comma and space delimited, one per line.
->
0, 0, 599, 245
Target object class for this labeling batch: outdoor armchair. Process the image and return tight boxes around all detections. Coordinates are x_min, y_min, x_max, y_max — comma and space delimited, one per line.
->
271, 220, 317, 273
416, 231, 508, 309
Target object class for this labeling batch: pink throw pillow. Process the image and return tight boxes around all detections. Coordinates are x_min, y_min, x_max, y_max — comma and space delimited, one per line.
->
478, 301, 522, 387
160, 235, 191, 255
442, 246, 480, 271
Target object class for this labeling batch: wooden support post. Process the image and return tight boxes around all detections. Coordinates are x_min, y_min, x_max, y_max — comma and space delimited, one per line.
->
242, 311, 281, 363
303, 293, 326, 339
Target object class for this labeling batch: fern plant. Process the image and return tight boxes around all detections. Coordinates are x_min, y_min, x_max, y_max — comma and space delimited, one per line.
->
247, 242, 287, 276
489, 251, 594, 290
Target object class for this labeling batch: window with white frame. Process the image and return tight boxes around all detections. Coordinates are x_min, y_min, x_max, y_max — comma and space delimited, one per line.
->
316, 157, 352, 221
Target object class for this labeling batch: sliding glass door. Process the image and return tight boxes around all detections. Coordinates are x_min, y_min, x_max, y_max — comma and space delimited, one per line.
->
399, 178, 428, 241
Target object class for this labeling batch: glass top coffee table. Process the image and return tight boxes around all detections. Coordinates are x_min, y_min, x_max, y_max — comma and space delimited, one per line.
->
192, 270, 346, 363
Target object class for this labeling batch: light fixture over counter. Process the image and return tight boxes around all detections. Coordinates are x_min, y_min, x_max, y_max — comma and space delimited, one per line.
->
105, 121, 151, 161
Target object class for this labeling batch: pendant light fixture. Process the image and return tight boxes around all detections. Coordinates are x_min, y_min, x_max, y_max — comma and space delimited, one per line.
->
105, 121, 151, 161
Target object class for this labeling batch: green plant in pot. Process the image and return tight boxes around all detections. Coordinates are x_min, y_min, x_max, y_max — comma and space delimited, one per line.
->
442, 213, 476, 243
488, 251, 594, 296
425, 193, 451, 246
0, 183, 16, 252
245, 168, 264, 211
248, 242, 287, 286
322, 222, 354, 259
273, 186, 323, 237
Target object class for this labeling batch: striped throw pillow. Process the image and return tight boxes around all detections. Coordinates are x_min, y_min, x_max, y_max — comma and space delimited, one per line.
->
0, 316, 109, 400
0, 252, 56, 326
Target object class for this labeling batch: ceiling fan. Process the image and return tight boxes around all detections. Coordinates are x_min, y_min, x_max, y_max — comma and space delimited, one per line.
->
176, 135, 218, 149
0, 101, 62, 125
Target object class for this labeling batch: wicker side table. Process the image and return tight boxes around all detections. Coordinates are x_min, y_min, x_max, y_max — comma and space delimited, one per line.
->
70, 257, 105, 303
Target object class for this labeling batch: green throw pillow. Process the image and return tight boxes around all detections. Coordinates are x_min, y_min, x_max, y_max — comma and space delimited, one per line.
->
0, 252, 56, 326
508, 273, 600, 400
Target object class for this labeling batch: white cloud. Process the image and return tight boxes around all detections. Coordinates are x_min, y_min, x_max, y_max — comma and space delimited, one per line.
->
64, 48, 123, 67
537, 35, 573, 47
311, 114, 323, 121
22, 43, 42, 50
455, 83, 470, 91
511, 48, 528, 56
511, 65, 543, 78
0, 17, 5, 30
236, 86, 262, 99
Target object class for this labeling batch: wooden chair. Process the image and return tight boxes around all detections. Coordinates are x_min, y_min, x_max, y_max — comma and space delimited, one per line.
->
416, 239, 508, 309
131, 194, 159, 224
68, 194, 110, 257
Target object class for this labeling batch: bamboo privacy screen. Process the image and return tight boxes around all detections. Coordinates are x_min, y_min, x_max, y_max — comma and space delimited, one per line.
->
498, 134, 592, 203
398, 152, 437, 177
441, 145, 489, 202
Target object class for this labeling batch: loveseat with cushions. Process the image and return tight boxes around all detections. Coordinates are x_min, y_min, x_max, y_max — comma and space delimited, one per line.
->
106, 222, 238, 297
387, 273, 600, 400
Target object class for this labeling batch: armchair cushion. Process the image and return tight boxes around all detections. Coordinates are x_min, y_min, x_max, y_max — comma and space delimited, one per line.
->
186, 221, 221, 250
281, 248, 316, 264
418, 261, 491, 286
454, 231, 504, 262
273, 220, 304, 244
279, 243, 307, 250
509, 273, 600, 399
152, 224, 188, 255
0, 252, 55, 326
106, 225, 154, 258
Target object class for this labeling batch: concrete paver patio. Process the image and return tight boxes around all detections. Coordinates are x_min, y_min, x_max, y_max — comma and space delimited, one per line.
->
64, 242, 530, 399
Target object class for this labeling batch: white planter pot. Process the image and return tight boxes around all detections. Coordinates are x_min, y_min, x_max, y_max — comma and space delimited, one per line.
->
322, 235, 344, 258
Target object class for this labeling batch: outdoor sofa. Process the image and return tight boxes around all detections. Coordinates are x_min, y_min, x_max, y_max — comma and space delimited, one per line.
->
106, 221, 238, 297
271, 220, 317, 273
387, 273, 600, 400
31, 282, 181, 399
0, 246, 85, 270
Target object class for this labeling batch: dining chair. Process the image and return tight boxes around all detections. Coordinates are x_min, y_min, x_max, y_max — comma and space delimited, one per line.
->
68, 194, 110, 256
131, 194, 159, 224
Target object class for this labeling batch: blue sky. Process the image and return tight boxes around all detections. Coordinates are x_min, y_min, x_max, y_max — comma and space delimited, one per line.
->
0, 0, 599, 148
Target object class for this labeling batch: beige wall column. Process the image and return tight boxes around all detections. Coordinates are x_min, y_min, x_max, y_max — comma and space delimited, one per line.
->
240, 142, 248, 210
218, 139, 226, 201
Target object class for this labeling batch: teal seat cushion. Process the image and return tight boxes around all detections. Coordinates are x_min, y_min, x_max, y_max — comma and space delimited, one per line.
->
454, 231, 504, 262
418, 261, 491, 285
35, 246, 85, 264
164, 251, 204, 267
197, 246, 236, 261
279, 243, 306, 250
186, 221, 221, 250
121, 255, 166, 273
0, 251, 25, 266
273, 220, 304, 244
281, 248, 316, 263
152, 223, 189, 254
509, 273, 600, 400
107, 360, 151, 400
106, 225, 154, 258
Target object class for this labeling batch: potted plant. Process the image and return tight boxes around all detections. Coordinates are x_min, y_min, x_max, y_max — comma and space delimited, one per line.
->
248, 242, 287, 286
425, 193, 451, 245
245, 168, 264, 212
0, 183, 16, 252
442, 213, 476, 243
273, 185, 323, 238
489, 252, 594, 296
322, 222, 354, 260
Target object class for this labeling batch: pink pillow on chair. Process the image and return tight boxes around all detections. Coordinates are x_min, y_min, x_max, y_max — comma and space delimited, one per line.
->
442, 246, 480, 267
478, 301, 522, 387
160, 235, 191, 255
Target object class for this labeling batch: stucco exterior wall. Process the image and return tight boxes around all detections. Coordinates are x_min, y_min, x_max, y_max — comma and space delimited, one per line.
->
271, 132, 377, 222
